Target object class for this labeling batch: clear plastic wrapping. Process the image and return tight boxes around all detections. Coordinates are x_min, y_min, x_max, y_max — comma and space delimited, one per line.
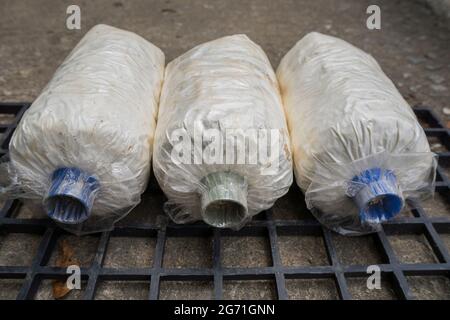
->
153, 34, 293, 229
277, 32, 436, 235
0, 24, 165, 234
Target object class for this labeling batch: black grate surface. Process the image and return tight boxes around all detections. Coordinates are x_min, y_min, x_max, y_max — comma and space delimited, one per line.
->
0, 102, 449, 300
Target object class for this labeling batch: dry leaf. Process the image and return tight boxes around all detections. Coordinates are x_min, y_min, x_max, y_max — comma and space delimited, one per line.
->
52, 239, 79, 299
52, 280, 72, 299
56, 239, 77, 266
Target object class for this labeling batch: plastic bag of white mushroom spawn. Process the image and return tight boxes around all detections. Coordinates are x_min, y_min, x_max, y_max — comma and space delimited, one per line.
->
0, 24, 165, 235
277, 32, 436, 235
153, 34, 293, 230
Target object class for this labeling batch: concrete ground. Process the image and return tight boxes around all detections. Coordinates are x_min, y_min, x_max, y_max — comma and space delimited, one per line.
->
0, 0, 449, 121
0, 0, 450, 300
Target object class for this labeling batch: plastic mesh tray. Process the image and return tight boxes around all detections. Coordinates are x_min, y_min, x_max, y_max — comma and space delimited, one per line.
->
0, 102, 449, 300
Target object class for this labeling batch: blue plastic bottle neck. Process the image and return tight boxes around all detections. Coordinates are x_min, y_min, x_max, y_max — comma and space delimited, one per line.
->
350, 168, 403, 224
44, 167, 100, 224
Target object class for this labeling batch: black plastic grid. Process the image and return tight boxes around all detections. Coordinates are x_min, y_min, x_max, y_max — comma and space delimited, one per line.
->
0, 102, 449, 300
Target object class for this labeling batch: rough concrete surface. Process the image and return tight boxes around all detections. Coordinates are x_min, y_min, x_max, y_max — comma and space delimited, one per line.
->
346, 277, 397, 300
164, 236, 213, 268
388, 234, 439, 264
285, 278, 339, 300
0, 233, 42, 266
420, 0, 450, 19
104, 237, 156, 268
0, 0, 450, 300
407, 276, 450, 299
331, 234, 385, 265
94, 280, 150, 300
223, 280, 277, 300
278, 235, 329, 266
222, 236, 272, 267
160, 281, 214, 300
